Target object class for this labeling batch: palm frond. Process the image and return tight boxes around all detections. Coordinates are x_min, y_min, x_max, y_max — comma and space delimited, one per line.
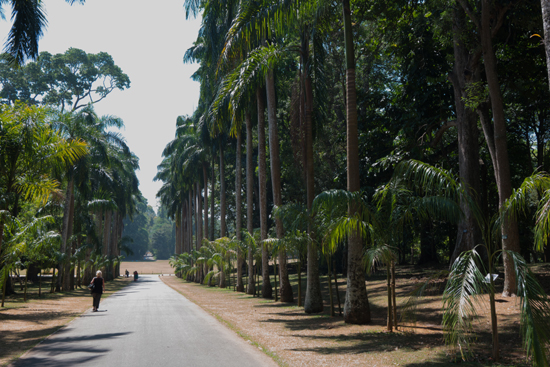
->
442, 249, 488, 360
504, 251, 550, 366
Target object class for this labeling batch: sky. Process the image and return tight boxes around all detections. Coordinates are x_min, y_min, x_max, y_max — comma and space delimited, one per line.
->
0, 1, 202, 211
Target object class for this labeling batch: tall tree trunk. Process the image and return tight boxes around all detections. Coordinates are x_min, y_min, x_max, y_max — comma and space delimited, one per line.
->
203, 163, 209, 244
83, 237, 92, 285
266, 71, 293, 303
110, 212, 118, 279
118, 216, 123, 277
541, 0, 550, 90
303, 56, 323, 313
175, 213, 181, 255
246, 112, 256, 295
69, 193, 76, 289
197, 181, 203, 249
188, 191, 193, 253
211, 158, 216, 240
480, 0, 519, 296
342, 0, 370, 324
102, 209, 112, 279
220, 143, 227, 237
449, 5, 483, 265
181, 200, 189, 253
61, 178, 75, 291
258, 87, 272, 299
236, 132, 245, 292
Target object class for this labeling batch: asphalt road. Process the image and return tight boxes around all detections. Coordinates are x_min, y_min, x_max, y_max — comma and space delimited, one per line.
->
12, 275, 278, 367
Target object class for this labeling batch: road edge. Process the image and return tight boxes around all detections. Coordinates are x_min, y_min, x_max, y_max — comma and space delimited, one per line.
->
159, 275, 288, 367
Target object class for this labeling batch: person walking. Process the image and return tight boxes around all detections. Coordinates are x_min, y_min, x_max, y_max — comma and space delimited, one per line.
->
90, 270, 105, 312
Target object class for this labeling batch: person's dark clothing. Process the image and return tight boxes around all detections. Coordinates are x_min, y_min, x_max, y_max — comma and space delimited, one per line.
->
91, 277, 104, 294
92, 293, 101, 309
90, 276, 104, 310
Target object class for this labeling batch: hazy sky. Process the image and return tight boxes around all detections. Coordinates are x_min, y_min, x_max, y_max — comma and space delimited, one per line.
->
0, 1, 202, 210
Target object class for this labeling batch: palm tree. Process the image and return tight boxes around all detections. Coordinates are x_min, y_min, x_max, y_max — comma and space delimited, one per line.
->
0, 103, 86, 296
340, 0, 370, 324
53, 106, 134, 288
396, 160, 550, 364
1, 0, 85, 64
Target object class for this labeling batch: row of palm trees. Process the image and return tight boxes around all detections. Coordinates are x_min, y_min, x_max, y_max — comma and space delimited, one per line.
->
167, 158, 550, 365
157, 0, 370, 321
0, 102, 141, 299
154, 0, 550, 365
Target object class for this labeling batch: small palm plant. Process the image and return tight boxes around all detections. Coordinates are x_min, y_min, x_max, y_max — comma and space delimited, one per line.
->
397, 160, 550, 365
242, 230, 262, 296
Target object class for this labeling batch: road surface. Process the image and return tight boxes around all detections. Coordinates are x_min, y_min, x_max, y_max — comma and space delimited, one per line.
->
11, 275, 278, 367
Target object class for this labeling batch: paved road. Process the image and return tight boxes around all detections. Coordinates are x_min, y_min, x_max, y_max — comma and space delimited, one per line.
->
12, 275, 278, 367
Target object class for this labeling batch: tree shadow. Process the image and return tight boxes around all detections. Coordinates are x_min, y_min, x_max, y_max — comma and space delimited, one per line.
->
10, 331, 132, 367
288, 331, 442, 355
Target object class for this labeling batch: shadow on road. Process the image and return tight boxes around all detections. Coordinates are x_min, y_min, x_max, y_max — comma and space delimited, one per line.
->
10, 331, 132, 367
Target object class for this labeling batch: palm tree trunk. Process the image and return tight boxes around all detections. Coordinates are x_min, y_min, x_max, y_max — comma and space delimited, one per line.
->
83, 238, 92, 285
203, 163, 209, 245
333, 258, 342, 316
304, 61, 322, 313
195, 185, 202, 282
211, 158, 216, 240
541, 0, 550, 90
274, 253, 278, 302
220, 143, 226, 237
489, 263, 500, 361
236, 132, 245, 292
258, 87, 272, 299
342, 0, 370, 324
61, 178, 75, 291
175, 211, 181, 255
391, 260, 397, 330
297, 261, 302, 307
181, 206, 189, 253
102, 209, 112, 279
197, 181, 203, 248
109, 212, 118, 280
266, 70, 293, 303
386, 263, 393, 332
327, 255, 335, 316
188, 191, 193, 253
246, 112, 255, 295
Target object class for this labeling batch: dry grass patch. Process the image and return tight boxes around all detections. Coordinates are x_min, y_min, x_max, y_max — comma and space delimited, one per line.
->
161, 265, 539, 367
0, 276, 132, 367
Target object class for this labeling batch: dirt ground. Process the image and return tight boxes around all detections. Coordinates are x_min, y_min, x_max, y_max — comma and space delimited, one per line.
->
2, 262, 547, 367
119, 260, 173, 275
0, 277, 132, 367
160, 265, 541, 367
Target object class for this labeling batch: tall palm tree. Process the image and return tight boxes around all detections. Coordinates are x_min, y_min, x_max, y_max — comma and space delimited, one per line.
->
1, 0, 85, 64
53, 106, 133, 289
340, 0, 370, 324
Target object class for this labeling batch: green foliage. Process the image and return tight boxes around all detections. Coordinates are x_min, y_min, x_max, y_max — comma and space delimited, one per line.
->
0, 48, 130, 111
442, 249, 487, 360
